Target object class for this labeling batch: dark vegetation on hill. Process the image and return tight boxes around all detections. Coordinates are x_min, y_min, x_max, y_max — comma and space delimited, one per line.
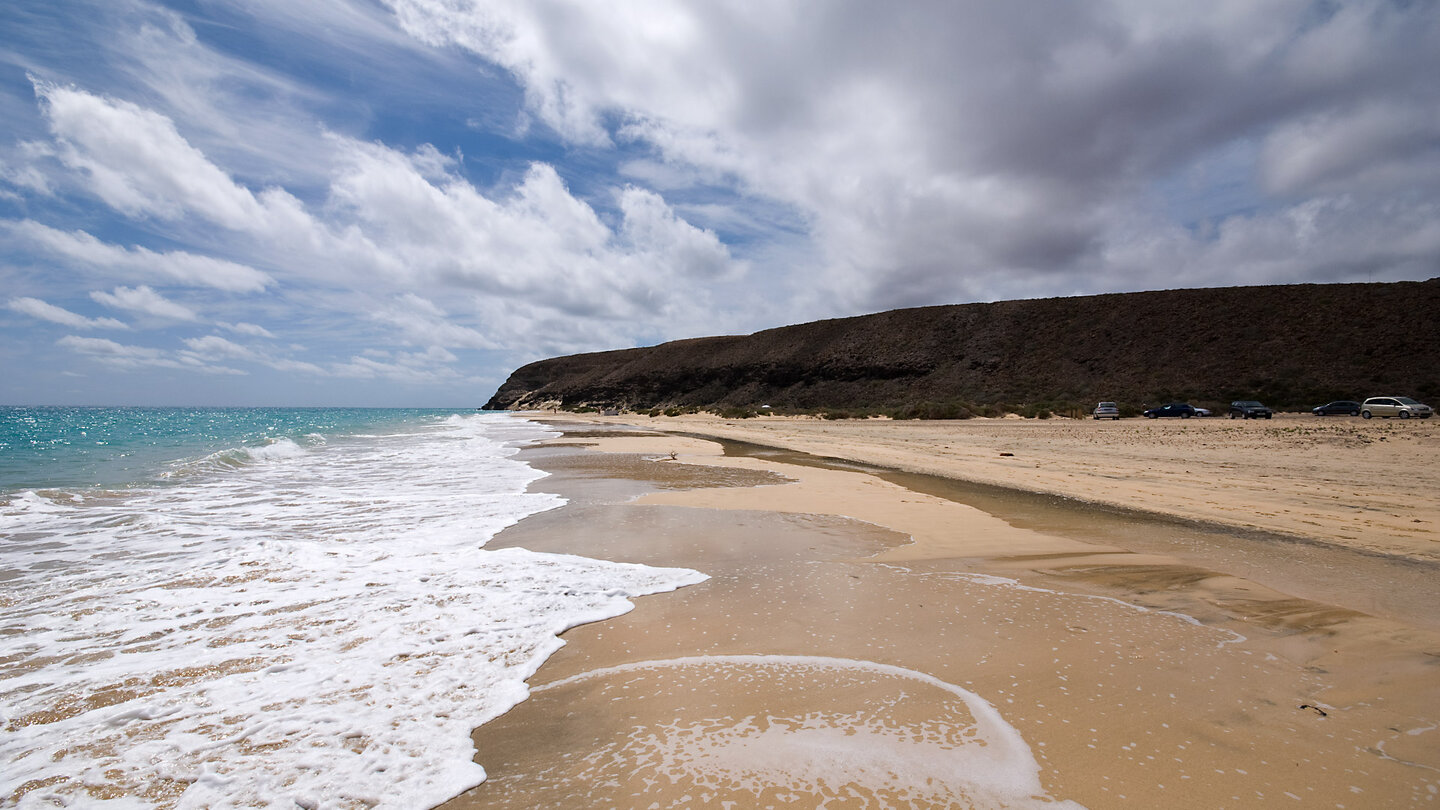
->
485, 280, 1440, 418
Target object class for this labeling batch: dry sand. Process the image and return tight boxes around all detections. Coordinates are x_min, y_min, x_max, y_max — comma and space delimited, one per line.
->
441, 415, 1440, 809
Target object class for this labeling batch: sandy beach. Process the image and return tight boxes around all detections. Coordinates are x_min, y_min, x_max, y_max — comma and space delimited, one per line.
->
442, 413, 1440, 808
580, 412, 1440, 563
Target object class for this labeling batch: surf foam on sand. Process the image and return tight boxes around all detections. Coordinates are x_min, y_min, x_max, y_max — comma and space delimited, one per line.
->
481, 655, 1083, 808
0, 414, 704, 809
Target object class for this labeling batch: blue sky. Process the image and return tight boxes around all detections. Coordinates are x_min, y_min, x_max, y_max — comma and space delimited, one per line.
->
2, 0, 1437, 406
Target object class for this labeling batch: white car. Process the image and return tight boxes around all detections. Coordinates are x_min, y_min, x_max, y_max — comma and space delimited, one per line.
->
1093, 401, 1120, 420
1361, 396, 1433, 419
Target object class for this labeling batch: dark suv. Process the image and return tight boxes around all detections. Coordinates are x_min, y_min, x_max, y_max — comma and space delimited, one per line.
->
1229, 400, 1273, 419
1143, 403, 1196, 418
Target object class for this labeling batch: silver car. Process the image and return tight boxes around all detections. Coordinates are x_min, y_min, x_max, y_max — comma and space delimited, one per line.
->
1092, 401, 1120, 420
1361, 396, 1433, 419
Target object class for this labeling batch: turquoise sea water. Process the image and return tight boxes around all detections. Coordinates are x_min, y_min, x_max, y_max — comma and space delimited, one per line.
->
0, 406, 461, 492
0, 406, 704, 808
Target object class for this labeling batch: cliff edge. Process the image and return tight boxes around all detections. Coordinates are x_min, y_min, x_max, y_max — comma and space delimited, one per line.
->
485, 280, 1439, 413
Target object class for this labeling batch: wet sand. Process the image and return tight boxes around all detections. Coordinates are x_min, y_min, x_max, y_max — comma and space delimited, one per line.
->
440, 420, 1440, 808
555, 412, 1440, 562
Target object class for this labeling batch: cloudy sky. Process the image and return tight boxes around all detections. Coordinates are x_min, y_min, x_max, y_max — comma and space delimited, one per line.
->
2, 1, 1437, 406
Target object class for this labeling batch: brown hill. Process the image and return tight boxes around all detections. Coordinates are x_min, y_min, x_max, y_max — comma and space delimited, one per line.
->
485, 280, 1440, 414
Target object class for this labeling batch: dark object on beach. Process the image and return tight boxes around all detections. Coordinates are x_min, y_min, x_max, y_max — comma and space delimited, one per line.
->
1228, 401, 1273, 419
1312, 401, 1361, 416
1144, 403, 1196, 419
484, 280, 1440, 413
999, 452, 1014, 457
1299, 703, 1328, 717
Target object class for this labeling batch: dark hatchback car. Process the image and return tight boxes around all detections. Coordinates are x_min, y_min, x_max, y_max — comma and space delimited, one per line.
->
1229, 400, 1273, 419
1313, 400, 1361, 416
1143, 403, 1196, 418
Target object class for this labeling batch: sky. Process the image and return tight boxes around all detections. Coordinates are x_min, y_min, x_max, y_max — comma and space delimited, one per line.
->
2, 1, 1437, 407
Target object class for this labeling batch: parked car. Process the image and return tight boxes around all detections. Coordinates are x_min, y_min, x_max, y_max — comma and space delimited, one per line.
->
1360, 397, 1434, 419
1143, 403, 1196, 419
1093, 401, 1120, 420
1229, 400, 1273, 419
1313, 400, 1361, 416
1192, 406, 1213, 417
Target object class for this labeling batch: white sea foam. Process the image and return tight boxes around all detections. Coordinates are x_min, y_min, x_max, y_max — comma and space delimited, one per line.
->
0, 413, 705, 809
159, 438, 310, 479
535, 655, 1085, 808
243, 435, 308, 461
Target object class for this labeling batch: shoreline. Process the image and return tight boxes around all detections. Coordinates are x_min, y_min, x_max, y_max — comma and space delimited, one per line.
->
439, 416, 1440, 808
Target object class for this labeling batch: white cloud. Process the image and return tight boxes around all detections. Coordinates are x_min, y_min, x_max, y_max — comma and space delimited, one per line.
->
180, 334, 330, 377
19, 70, 749, 364
331, 345, 460, 383
372, 294, 496, 350
28, 83, 405, 292
7, 297, 129, 330
56, 334, 242, 374
617, 186, 737, 280
35, 79, 272, 227
1100, 193, 1440, 289
327, 144, 609, 297
106, 4, 345, 188
1259, 101, 1440, 197
10, 221, 273, 292
265, 356, 329, 376
29, 81, 342, 275
327, 141, 745, 323
90, 286, 198, 322
0, 148, 55, 197
219, 321, 276, 338
385, 0, 1440, 310
181, 334, 254, 360
58, 335, 174, 365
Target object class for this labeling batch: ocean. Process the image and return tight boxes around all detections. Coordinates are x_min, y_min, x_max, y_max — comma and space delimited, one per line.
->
0, 407, 705, 809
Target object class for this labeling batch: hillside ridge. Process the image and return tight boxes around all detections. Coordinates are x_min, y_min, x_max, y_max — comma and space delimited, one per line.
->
485, 280, 1440, 414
